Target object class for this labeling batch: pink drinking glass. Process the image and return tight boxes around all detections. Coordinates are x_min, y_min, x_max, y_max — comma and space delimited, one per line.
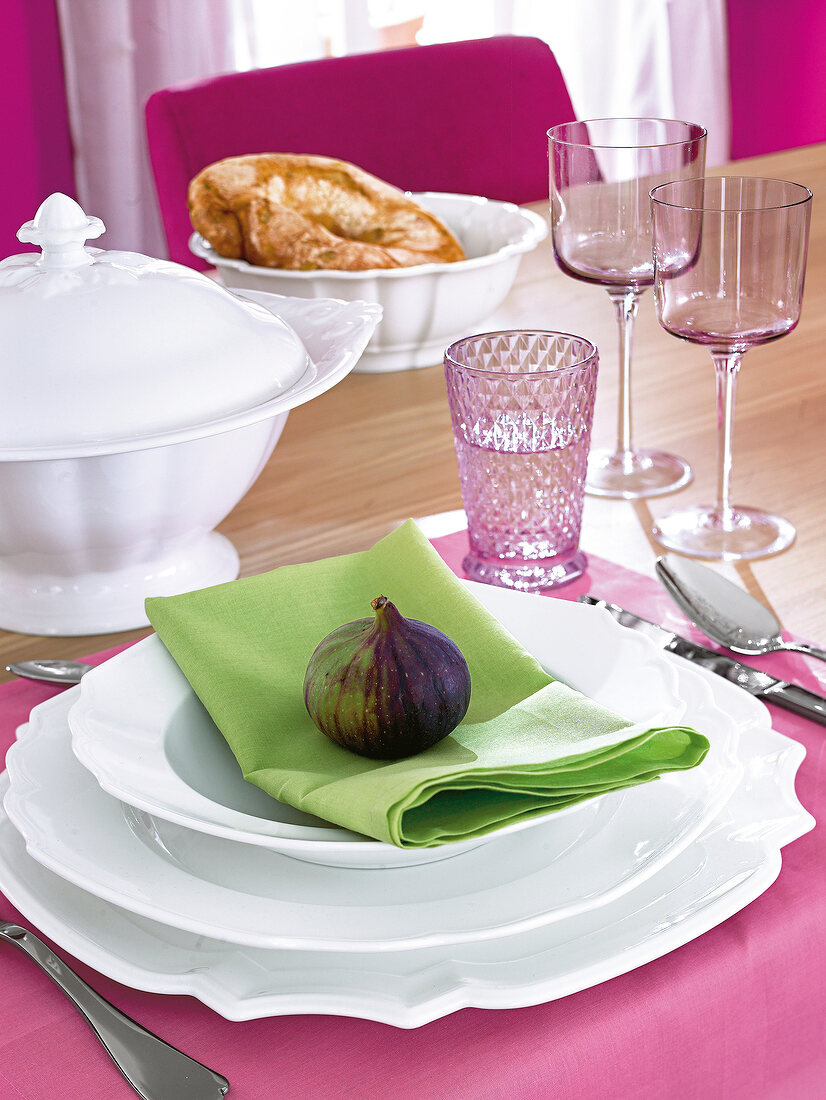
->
548, 118, 707, 499
444, 330, 598, 590
650, 176, 812, 560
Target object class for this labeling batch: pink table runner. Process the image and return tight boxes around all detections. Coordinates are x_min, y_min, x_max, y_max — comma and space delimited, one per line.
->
0, 534, 824, 1099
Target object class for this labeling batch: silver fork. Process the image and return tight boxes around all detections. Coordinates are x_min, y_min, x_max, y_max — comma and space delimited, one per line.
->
1, 920, 229, 1098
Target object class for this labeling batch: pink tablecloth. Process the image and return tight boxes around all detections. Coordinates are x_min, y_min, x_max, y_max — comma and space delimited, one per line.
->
1, 534, 824, 1099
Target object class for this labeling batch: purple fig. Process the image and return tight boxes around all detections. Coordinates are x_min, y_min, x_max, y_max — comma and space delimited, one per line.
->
303, 595, 471, 760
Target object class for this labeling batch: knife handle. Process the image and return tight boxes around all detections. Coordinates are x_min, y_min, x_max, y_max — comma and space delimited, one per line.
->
760, 682, 826, 726
0, 922, 229, 1098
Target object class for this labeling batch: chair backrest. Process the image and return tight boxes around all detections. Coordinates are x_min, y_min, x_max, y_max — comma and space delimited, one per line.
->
727, 0, 826, 160
145, 35, 575, 267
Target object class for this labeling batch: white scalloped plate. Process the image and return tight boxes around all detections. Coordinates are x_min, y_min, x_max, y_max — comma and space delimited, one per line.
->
191, 192, 548, 373
67, 586, 690, 870
0, 655, 811, 1026
4, 638, 742, 953
190, 193, 547, 281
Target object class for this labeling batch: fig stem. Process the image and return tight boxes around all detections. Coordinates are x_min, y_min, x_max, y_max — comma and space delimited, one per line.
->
371, 594, 405, 634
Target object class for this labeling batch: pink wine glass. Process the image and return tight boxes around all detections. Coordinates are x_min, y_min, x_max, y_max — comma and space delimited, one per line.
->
548, 118, 707, 498
650, 176, 812, 560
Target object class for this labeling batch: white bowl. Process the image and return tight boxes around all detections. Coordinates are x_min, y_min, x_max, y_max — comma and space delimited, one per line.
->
190, 192, 548, 373
0, 292, 380, 636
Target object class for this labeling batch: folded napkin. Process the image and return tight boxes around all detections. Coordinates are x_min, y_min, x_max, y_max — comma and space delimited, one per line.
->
145, 521, 709, 847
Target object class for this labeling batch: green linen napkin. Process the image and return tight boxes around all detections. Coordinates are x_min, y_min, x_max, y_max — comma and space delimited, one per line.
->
145, 521, 709, 847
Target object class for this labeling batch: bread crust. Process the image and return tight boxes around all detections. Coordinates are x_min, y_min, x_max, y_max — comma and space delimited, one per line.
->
188, 154, 466, 271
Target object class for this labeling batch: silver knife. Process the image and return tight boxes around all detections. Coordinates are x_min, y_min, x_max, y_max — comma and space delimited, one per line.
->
578, 595, 826, 727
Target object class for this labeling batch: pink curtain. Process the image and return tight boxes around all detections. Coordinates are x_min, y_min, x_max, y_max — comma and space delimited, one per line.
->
0, 0, 74, 259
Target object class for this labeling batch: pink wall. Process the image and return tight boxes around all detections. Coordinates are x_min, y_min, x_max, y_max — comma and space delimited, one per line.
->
727, 0, 826, 160
1, 0, 75, 258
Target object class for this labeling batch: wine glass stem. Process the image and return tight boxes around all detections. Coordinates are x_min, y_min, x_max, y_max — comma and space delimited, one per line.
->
711, 350, 743, 529
607, 288, 641, 463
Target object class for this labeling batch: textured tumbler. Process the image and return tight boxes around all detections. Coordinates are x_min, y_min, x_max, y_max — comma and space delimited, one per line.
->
444, 330, 598, 590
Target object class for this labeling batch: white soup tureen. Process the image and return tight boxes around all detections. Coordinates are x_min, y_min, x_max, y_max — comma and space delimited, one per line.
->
0, 194, 380, 634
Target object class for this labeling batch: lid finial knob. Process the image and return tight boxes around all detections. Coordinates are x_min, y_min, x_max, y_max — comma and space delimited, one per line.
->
17, 193, 105, 269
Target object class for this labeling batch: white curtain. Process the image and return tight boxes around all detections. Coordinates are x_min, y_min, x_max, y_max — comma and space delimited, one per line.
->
57, 0, 237, 257
56, 0, 730, 257
419, 0, 729, 165
516, 0, 730, 167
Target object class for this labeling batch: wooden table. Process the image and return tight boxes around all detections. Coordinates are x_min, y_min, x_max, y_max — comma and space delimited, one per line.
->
1, 143, 824, 679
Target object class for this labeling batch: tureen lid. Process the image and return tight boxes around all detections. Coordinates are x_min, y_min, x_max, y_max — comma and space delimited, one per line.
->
0, 194, 309, 451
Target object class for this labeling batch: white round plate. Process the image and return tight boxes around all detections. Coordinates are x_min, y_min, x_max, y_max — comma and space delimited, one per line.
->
67, 585, 689, 869
5, 654, 741, 953
0, 657, 811, 1026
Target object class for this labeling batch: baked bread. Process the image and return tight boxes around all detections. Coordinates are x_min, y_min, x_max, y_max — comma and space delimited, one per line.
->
188, 154, 466, 271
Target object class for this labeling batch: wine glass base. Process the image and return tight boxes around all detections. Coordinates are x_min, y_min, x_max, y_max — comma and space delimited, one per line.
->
585, 449, 693, 499
652, 506, 796, 561
462, 549, 587, 592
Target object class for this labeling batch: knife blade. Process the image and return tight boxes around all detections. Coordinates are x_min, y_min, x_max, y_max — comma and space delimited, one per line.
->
578, 595, 826, 727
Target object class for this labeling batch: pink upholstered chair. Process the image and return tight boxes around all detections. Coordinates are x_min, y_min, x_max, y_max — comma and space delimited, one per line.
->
145, 35, 575, 267
727, 0, 826, 160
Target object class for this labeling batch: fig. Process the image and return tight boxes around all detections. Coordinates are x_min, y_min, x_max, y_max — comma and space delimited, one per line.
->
303, 595, 471, 760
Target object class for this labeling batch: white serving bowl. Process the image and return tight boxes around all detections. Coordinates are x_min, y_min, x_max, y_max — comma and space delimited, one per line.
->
0, 195, 380, 635
190, 192, 548, 373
